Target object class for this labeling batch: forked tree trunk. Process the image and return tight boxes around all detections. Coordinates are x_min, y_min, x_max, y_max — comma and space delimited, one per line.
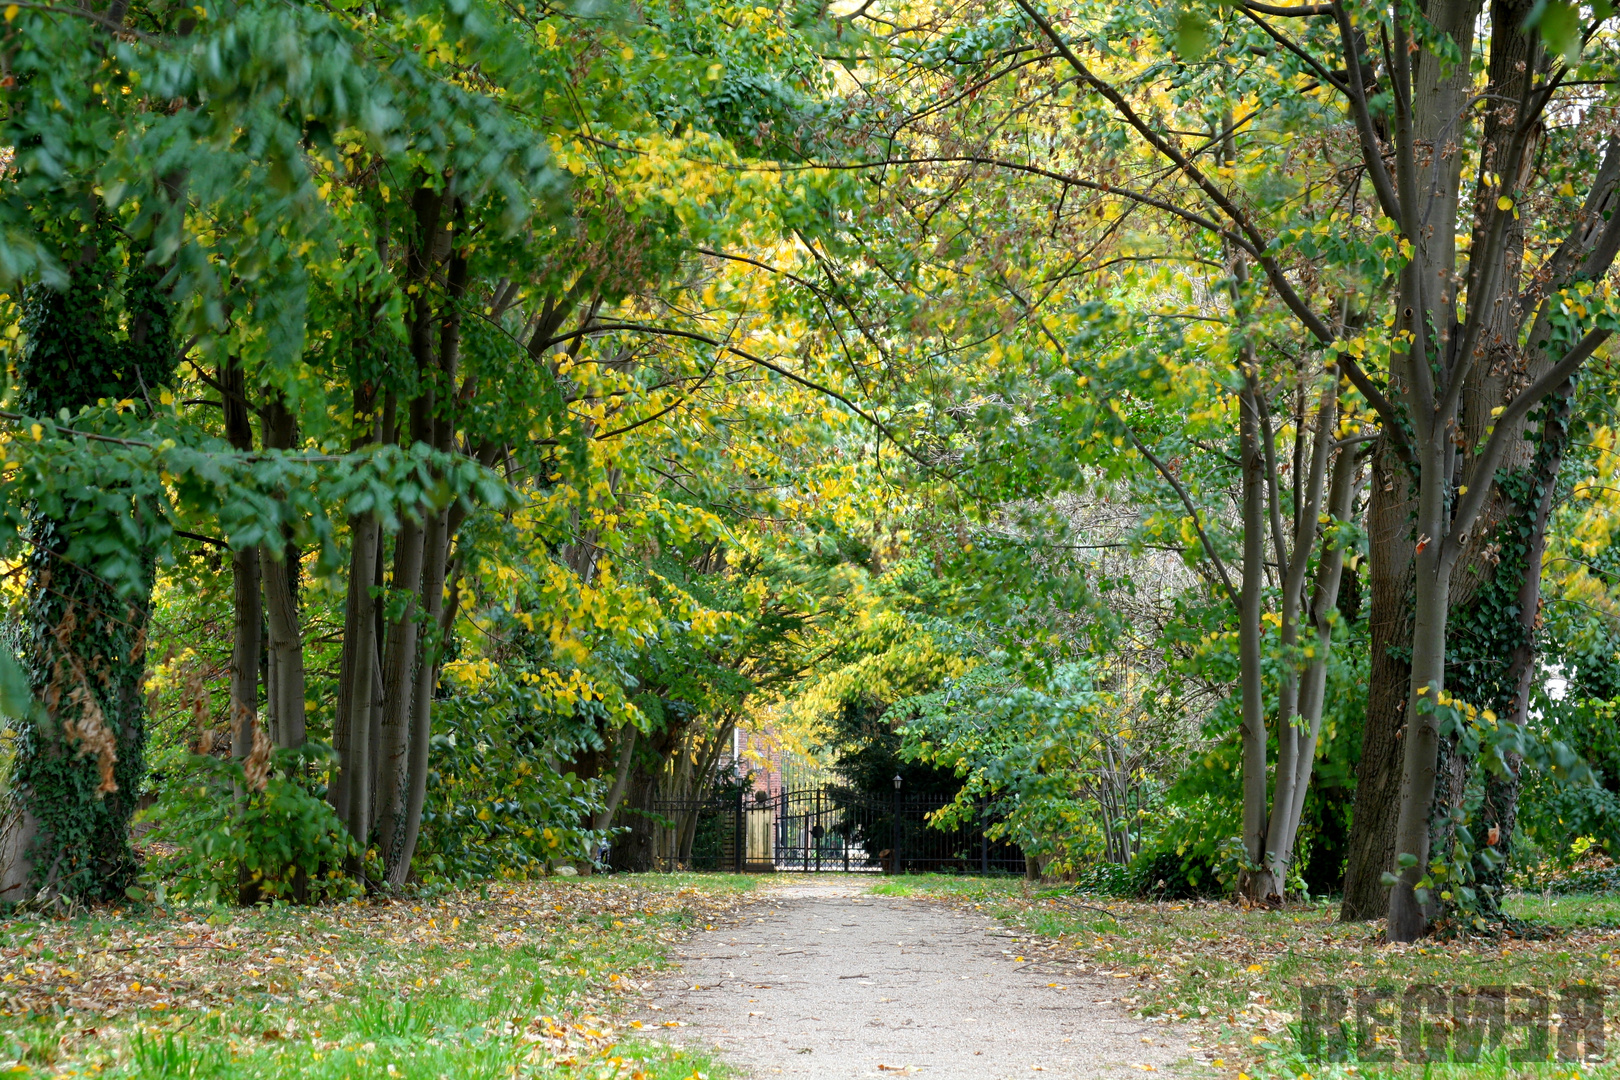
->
1276, 442, 1362, 868
1260, 372, 1342, 893
592, 726, 640, 833
389, 244, 468, 886
375, 185, 443, 879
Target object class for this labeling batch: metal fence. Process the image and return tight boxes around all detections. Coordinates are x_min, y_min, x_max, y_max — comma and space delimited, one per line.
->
640, 785, 1024, 874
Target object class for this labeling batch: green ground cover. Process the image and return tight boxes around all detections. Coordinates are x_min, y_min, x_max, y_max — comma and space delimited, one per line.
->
876, 875, 1620, 1079
0, 876, 754, 1080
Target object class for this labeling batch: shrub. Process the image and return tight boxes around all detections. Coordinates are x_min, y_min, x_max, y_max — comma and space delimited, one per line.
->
138, 746, 360, 905
413, 689, 609, 883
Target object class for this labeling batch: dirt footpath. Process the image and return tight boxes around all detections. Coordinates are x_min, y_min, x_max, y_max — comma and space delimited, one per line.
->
644, 880, 1196, 1079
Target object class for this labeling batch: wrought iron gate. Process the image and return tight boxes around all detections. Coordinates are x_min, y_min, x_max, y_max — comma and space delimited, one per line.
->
642, 785, 1024, 874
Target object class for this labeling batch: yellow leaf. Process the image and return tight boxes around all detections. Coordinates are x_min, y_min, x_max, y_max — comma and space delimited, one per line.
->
29, 424, 41, 441
1247, 963, 1263, 972
3, 6, 17, 20
1497, 195, 1514, 211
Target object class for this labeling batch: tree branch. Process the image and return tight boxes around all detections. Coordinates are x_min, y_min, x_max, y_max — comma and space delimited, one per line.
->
1449, 326, 1611, 550
543, 322, 937, 470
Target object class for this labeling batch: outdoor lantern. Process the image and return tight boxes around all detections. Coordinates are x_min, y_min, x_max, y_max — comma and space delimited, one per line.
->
893, 774, 902, 790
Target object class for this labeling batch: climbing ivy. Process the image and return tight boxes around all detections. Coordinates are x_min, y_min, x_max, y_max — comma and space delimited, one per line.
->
12, 221, 175, 902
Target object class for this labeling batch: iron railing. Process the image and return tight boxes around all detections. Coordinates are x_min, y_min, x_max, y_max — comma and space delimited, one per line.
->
636, 785, 1024, 874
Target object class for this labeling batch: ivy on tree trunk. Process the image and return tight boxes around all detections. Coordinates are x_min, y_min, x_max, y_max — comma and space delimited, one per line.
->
12, 223, 174, 902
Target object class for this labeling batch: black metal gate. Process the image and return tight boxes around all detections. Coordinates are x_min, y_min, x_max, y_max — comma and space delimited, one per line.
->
640, 786, 1024, 874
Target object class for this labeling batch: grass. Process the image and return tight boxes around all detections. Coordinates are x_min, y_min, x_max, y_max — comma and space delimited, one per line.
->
0, 874, 757, 1079
877, 874, 1620, 1079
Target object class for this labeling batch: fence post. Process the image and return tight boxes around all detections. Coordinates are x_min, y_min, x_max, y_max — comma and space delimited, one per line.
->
891, 776, 903, 875
981, 801, 989, 874
814, 787, 822, 873
734, 786, 746, 874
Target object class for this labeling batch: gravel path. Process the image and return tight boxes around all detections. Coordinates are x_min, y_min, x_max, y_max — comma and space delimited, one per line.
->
644, 879, 1196, 1079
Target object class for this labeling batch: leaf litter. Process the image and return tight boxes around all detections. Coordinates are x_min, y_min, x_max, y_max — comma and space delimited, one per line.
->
0, 875, 755, 1078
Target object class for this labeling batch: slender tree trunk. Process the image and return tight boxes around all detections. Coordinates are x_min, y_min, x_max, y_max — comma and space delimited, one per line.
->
1237, 374, 1271, 900
260, 392, 306, 752
386, 509, 441, 886
1261, 370, 1341, 893
679, 726, 727, 865
365, 539, 388, 846
1279, 441, 1362, 869
389, 236, 469, 886
374, 508, 425, 871
222, 358, 262, 765
333, 513, 381, 849
593, 726, 640, 832
375, 186, 443, 878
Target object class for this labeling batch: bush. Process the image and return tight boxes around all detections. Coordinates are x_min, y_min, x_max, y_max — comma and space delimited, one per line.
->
1071, 860, 1132, 896
414, 689, 610, 883
138, 746, 361, 905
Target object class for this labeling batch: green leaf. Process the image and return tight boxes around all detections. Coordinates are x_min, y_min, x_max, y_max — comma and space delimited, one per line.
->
1174, 9, 1210, 57
1524, 0, 1582, 64
1396, 852, 1419, 868
0, 649, 35, 721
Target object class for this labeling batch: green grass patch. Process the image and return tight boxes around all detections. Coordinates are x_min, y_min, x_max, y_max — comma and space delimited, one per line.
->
0, 874, 755, 1079
866, 873, 1025, 900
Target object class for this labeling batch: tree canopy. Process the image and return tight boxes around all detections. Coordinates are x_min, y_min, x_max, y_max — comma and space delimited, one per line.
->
0, 0, 1617, 943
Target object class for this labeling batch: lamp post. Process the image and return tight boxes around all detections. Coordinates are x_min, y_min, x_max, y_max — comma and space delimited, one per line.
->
891, 774, 903, 876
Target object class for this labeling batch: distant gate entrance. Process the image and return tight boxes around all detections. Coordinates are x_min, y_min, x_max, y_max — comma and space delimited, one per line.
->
642, 785, 1024, 874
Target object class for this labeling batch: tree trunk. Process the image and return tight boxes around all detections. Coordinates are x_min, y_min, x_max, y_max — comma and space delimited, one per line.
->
388, 235, 469, 887
1279, 441, 1362, 866
1387, 427, 1456, 941
1261, 369, 1341, 892
222, 357, 262, 766
374, 508, 425, 873
1342, 441, 1417, 919
260, 392, 306, 752
332, 511, 381, 853
609, 726, 685, 872
8, 229, 173, 902
375, 186, 443, 879
1237, 374, 1272, 901
592, 726, 640, 832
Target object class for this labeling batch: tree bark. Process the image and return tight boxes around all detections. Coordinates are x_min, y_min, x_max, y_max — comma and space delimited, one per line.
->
260, 392, 306, 751
222, 357, 261, 765
388, 233, 468, 886
1237, 373, 1271, 901
1261, 369, 1341, 892
1341, 442, 1414, 920
375, 185, 442, 879
1387, 453, 1454, 941
332, 511, 381, 850
1278, 441, 1362, 868
593, 726, 640, 833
